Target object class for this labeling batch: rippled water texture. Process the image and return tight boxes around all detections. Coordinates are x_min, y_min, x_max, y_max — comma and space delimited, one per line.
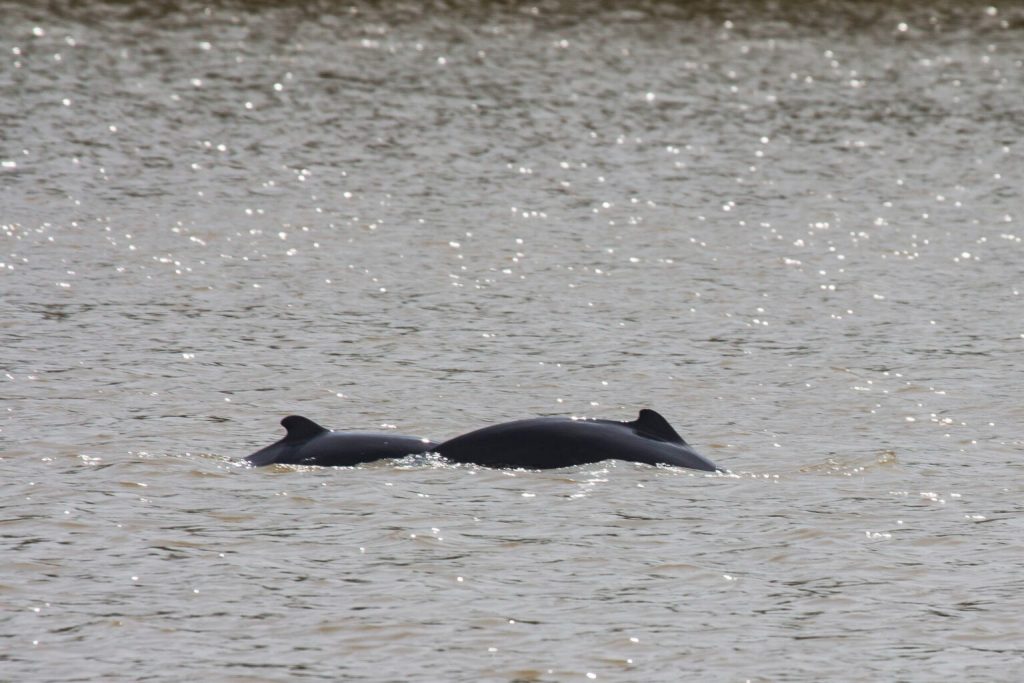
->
2, 1, 1023, 680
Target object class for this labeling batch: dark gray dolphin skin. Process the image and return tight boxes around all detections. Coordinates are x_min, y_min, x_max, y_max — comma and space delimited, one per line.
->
434, 409, 720, 471
246, 415, 438, 467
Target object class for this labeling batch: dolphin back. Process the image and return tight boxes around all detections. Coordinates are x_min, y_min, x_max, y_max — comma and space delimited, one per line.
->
435, 409, 721, 471
245, 415, 437, 467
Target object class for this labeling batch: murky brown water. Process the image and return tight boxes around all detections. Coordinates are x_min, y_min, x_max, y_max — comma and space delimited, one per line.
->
3, 1, 1023, 680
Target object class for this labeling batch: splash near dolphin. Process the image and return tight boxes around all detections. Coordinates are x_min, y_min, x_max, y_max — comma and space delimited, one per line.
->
433, 409, 720, 472
245, 415, 438, 467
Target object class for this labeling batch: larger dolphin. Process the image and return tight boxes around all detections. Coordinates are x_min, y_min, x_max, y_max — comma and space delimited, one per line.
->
246, 415, 438, 467
434, 409, 721, 471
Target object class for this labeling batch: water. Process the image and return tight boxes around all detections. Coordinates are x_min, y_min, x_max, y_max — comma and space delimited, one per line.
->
2, 1, 1023, 680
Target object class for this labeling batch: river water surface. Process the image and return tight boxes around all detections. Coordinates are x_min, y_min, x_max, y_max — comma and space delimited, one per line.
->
2, 1, 1023, 681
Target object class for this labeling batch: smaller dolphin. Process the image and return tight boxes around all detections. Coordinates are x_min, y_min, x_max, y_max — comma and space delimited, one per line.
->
245, 415, 438, 467
434, 409, 721, 471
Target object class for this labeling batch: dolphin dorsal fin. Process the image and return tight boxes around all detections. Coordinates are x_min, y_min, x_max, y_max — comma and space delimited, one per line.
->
281, 415, 328, 442
632, 409, 687, 444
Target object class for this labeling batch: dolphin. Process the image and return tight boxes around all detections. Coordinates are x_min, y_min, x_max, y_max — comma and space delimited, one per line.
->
245, 415, 438, 467
433, 409, 721, 471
